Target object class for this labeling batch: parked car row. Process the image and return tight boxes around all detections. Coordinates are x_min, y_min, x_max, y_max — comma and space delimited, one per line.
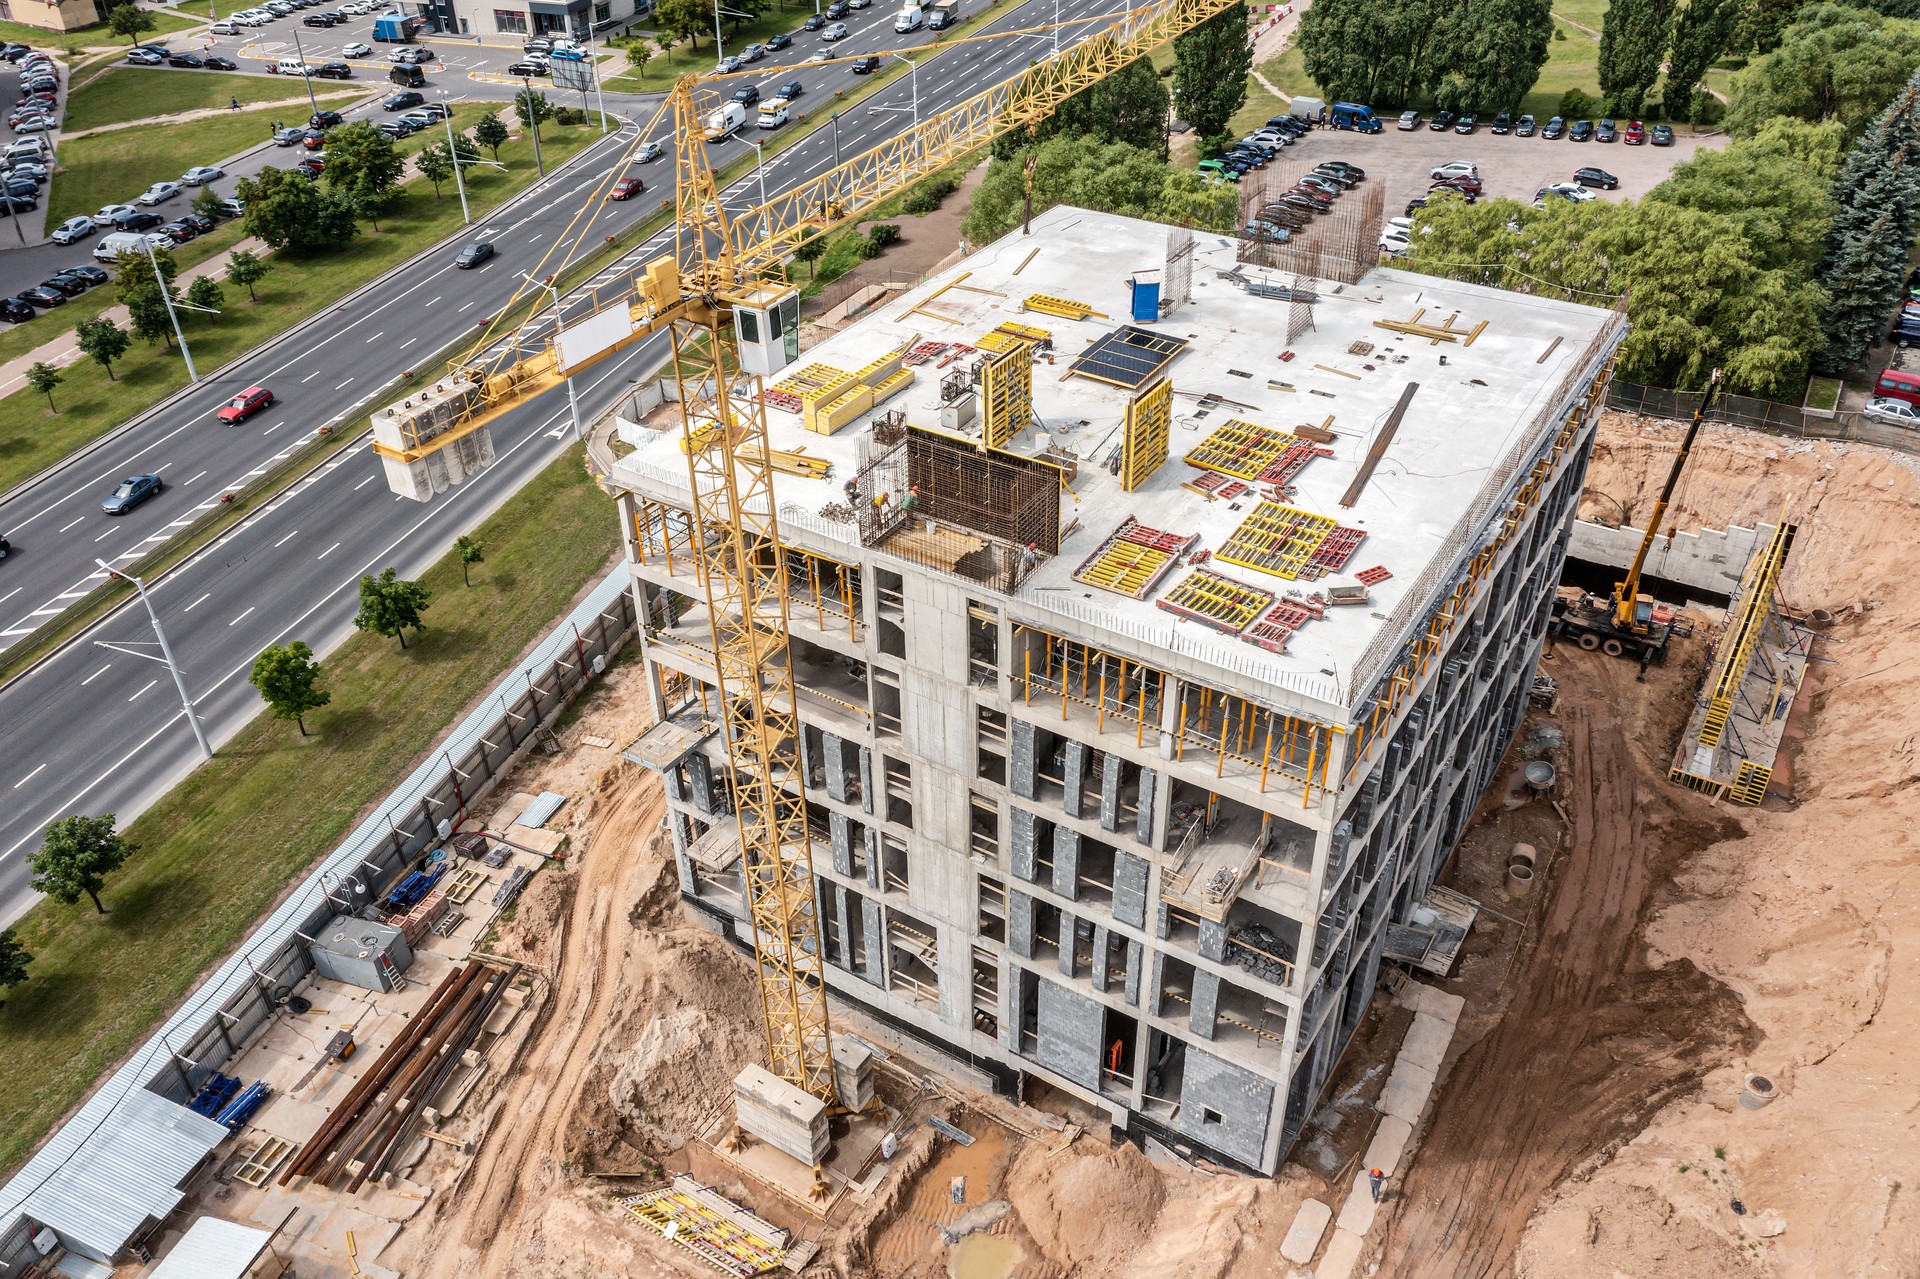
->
1243, 160, 1366, 243
212, 0, 382, 32
1400, 109, 1676, 147
0, 262, 108, 325
1200, 113, 1317, 182
8, 47, 61, 135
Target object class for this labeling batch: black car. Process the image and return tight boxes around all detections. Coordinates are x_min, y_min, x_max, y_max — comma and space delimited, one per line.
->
166, 51, 204, 67
310, 109, 344, 128
1595, 117, 1617, 142
113, 210, 163, 231
1317, 160, 1365, 180
803, 12, 824, 28
301, 12, 339, 24
1515, 114, 1536, 137
2, 176, 33, 198
1428, 109, 1456, 131
383, 90, 425, 110
1453, 112, 1477, 134
101, 473, 163, 515
22, 76, 56, 95
765, 31, 792, 48
0, 193, 35, 213
732, 84, 760, 105
205, 55, 238, 70
375, 119, 416, 138
850, 54, 879, 73
1542, 115, 1566, 139
779, 79, 803, 99
1573, 166, 1619, 190
0, 44, 29, 62
455, 240, 493, 268
825, 0, 849, 15
59, 264, 108, 287
1309, 165, 1358, 188
507, 59, 549, 76
1490, 111, 1512, 134
18, 285, 65, 308
0, 296, 30, 323
1569, 119, 1594, 141
40, 274, 86, 297
1297, 173, 1342, 196
179, 211, 216, 233
161, 220, 198, 243
315, 62, 352, 79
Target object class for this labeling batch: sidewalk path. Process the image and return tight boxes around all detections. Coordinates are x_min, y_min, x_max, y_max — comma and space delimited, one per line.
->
1249, 0, 1309, 103
62, 92, 360, 142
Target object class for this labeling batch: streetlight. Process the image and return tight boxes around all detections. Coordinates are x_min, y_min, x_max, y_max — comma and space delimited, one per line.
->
142, 236, 197, 384
712, 1, 752, 63
743, 137, 769, 239
580, 21, 609, 133
830, 109, 841, 167
288, 26, 322, 118
520, 74, 546, 176
439, 91, 471, 224
93, 560, 212, 761
888, 53, 919, 133
522, 273, 583, 442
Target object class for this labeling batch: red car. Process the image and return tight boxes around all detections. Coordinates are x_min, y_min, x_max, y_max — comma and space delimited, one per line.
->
1623, 119, 1646, 145
608, 177, 645, 201
217, 385, 275, 425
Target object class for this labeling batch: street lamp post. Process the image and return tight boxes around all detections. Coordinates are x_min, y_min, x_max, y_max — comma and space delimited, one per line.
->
743, 137, 769, 238
520, 74, 546, 176
440, 92, 471, 224
526, 274, 584, 441
142, 236, 198, 384
289, 26, 322, 117
93, 560, 212, 761
889, 53, 919, 131
581, 22, 609, 133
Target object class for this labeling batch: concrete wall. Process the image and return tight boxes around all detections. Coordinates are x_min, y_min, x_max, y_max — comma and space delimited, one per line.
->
1568, 519, 1775, 599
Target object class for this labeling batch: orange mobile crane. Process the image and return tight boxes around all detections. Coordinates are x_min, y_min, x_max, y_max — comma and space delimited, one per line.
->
371, 0, 1243, 1107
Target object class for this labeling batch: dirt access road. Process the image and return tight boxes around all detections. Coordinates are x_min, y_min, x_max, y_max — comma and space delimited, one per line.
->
1373, 647, 1755, 1276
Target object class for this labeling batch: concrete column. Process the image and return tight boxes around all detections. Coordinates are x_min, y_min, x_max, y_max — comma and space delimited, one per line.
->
1062, 740, 1088, 818
1052, 825, 1080, 901
1190, 969, 1220, 1040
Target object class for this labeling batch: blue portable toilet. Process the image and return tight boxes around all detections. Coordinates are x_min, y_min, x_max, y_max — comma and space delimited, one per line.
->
1128, 270, 1162, 323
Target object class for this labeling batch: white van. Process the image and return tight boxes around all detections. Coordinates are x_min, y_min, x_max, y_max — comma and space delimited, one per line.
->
893, 4, 922, 30
274, 56, 315, 75
93, 230, 170, 263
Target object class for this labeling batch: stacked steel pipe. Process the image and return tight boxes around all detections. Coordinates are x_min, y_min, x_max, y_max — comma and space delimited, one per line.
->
279, 960, 519, 1192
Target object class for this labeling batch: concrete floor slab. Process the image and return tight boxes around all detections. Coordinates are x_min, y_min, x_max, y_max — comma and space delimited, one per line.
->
1398, 982, 1467, 1025
1363, 1114, 1414, 1176
1316, 1226, 1367, 1279
1377, 1059, 1437, 1122
1399, 1011, 1454, 1072
1334, 1172, 1378, 1234
1279, 1197, 1332, 1263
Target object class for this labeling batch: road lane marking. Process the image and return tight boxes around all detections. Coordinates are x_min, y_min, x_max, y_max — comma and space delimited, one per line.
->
366, 331, 384, 342
13, 764, 46, 789
185, 469, 208, 484
58, 516, 84, 532
184, 592, 211, 611
303, 368, 322, 381
129, 678, 158, 701
80, 663, 111, 686
93, 527, 117, 542
400, 336, 417, 348
0, 588, 18, 606
230, 606, 255, 626
458, 300, 476, 312
273, 529, 298, 547
336, 377, 354, 389
354, 474, 377, 490
318, 541, 340, 559
263, 420, 285, 435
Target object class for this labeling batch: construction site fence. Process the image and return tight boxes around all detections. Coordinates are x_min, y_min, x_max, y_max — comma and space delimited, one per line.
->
0, 570, 636, 1247
1607, 380, 1920, 456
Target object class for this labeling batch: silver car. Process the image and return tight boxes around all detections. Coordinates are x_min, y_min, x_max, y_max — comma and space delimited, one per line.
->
1862, 396, 1920, 427
821, 20, 848, 39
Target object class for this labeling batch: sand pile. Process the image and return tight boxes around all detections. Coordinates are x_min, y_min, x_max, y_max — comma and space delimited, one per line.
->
1510, 414, 1920, 1277
1002, 1141, 1164, 1272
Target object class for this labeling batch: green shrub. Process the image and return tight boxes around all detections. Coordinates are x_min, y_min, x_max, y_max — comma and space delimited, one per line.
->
1558, 88, 1594, 118
901, 174, 958, 214
867, 223, 902, 251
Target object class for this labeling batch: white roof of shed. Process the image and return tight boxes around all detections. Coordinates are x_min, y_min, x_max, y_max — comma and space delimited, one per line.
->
146, 1216, 272, 1279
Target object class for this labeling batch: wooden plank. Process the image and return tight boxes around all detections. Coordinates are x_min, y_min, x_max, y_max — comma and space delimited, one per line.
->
1340, 381, 1419, 508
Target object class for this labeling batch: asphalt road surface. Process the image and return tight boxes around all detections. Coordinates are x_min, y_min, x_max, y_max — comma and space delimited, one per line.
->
0, 0, 1141, 923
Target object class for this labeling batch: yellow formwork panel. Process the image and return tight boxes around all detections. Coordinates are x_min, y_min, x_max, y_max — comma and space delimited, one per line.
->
1073, 540, 1175, 597
1022, 293, 1104, 320
851, 350, 905, 385
813, 384, 876, 435
1216, 501, 1338, 580
980, 339, 1033, 451
1156, 568, 1273, 634
1728, 761, 1773, 806
1183, 418, 1293, 480
869, 367, 914, 404
976, 320, 1053, 353
774, 362, 854, 397
1120, 377, 1172, 492
1667, 767, 1726, 799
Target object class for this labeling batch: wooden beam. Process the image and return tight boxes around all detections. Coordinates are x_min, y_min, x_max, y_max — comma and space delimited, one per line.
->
1340, 381, 1419, 508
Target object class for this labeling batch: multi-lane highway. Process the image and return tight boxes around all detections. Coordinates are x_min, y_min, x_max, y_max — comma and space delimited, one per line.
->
0, 0, 1142, 922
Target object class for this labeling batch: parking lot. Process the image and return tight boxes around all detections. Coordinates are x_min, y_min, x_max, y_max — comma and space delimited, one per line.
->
1245, 115, 1722, 225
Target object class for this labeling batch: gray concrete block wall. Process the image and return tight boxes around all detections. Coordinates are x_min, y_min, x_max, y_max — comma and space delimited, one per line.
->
1009, 890, 1035, 959
1090, 925, 1110, 992
1123, 939, 1142, 1006
1034, 977, 1103, 1089
1011, 718, 1037, 798
859, 746, 874, 815
1198, 918, 1228, 964
1057, 910, 1076, 978
1010, 807, 1038, 882
1113, 850, 1149, 929
687, 753, 714, 815
1101, 753, 1123, 831
865, 825, 881, 891
830, 812, 853, 876
1062, 741, 1088, 818
861, 896, 885, 984
1052, 825, 1080, 901
832, 883, 853, 972
1136, 768, 1156, 845
1190, 968, 1220, 1040
1176, 1045, 1275, 1168
824, 732, 849, 802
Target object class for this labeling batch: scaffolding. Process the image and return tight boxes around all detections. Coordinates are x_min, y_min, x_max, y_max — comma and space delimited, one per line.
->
1119, 377, 1173, 491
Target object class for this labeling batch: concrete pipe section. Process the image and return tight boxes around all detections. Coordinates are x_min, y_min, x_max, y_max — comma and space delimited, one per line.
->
1740, 1073, 1779, 1109
1505, 842, 1538, 898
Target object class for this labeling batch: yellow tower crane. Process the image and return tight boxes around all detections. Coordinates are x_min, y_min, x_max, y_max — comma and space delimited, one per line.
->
372, 0, 1244, 1106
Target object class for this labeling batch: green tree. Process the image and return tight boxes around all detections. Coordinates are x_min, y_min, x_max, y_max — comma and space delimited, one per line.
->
28, 814, 135, 914
1597, 0, 1675, 116
115, 245, 181, 347
1173, 5, 1252, 153
792, 234, 827, 278
654, 0, 705, 48
1647, 126, 1839, 271
1665, 0, 1734, 121
191, 186, 226, 222
0, 928, 30, 1007
25, 361, 61, 412
1432, 0, 1555, 113
226, 247, 271, 301
354, 567, 432, 649
416, 141, 455, 197
1813, 76, 1920, 371
114, 242, 178, 305
964, 135, 1237, 243
248, 640, 331, 735
456, 534, 484, 586
237, 167, 360, 252
516, 87, 555, 130
185, 275, 225, 319
1297, 0, 1450, 107
1724, 4, 1920, 135
323, 121, 406, 228
473, 110, 510, 160
995, 48, 1171, 159
107, 0, 156, 44
74, 317, 131, 381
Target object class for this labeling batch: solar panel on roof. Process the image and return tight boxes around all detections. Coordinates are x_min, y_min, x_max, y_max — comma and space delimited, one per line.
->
1068, 325, 1191, 389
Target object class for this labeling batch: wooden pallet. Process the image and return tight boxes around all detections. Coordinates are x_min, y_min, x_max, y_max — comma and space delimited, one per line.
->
232, 1135, 295, 1188
444, 867, 489, 904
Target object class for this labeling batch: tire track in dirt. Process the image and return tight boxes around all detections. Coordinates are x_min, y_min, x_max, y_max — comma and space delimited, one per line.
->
1372, 653, 1755, 1277
413, 775, 664, 1279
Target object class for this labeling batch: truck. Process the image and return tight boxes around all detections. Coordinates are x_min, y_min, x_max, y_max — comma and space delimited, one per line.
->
373, 12, 423, 40
704, 101, 747, 140
1329, 101, 1382, 133
928, 0, 959, 28
1290, 95, 1325, 122
893, 3, 923, 31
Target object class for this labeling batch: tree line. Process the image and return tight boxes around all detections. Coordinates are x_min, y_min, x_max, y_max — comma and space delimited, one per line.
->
1297, 0, 1555, 115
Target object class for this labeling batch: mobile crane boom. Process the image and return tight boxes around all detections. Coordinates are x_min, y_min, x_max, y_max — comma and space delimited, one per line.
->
1612, 368, 1722, 630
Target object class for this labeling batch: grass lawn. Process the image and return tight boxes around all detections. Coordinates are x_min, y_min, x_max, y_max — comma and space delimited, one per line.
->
49, 97, 364, 223
0, 121, 600, 494
0, 443, 620, 1180
65, 66, 337, 132
0, 11, 202, 58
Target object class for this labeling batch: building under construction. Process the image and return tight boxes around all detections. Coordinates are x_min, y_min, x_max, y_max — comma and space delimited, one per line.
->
612, 206, 1627, 1174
